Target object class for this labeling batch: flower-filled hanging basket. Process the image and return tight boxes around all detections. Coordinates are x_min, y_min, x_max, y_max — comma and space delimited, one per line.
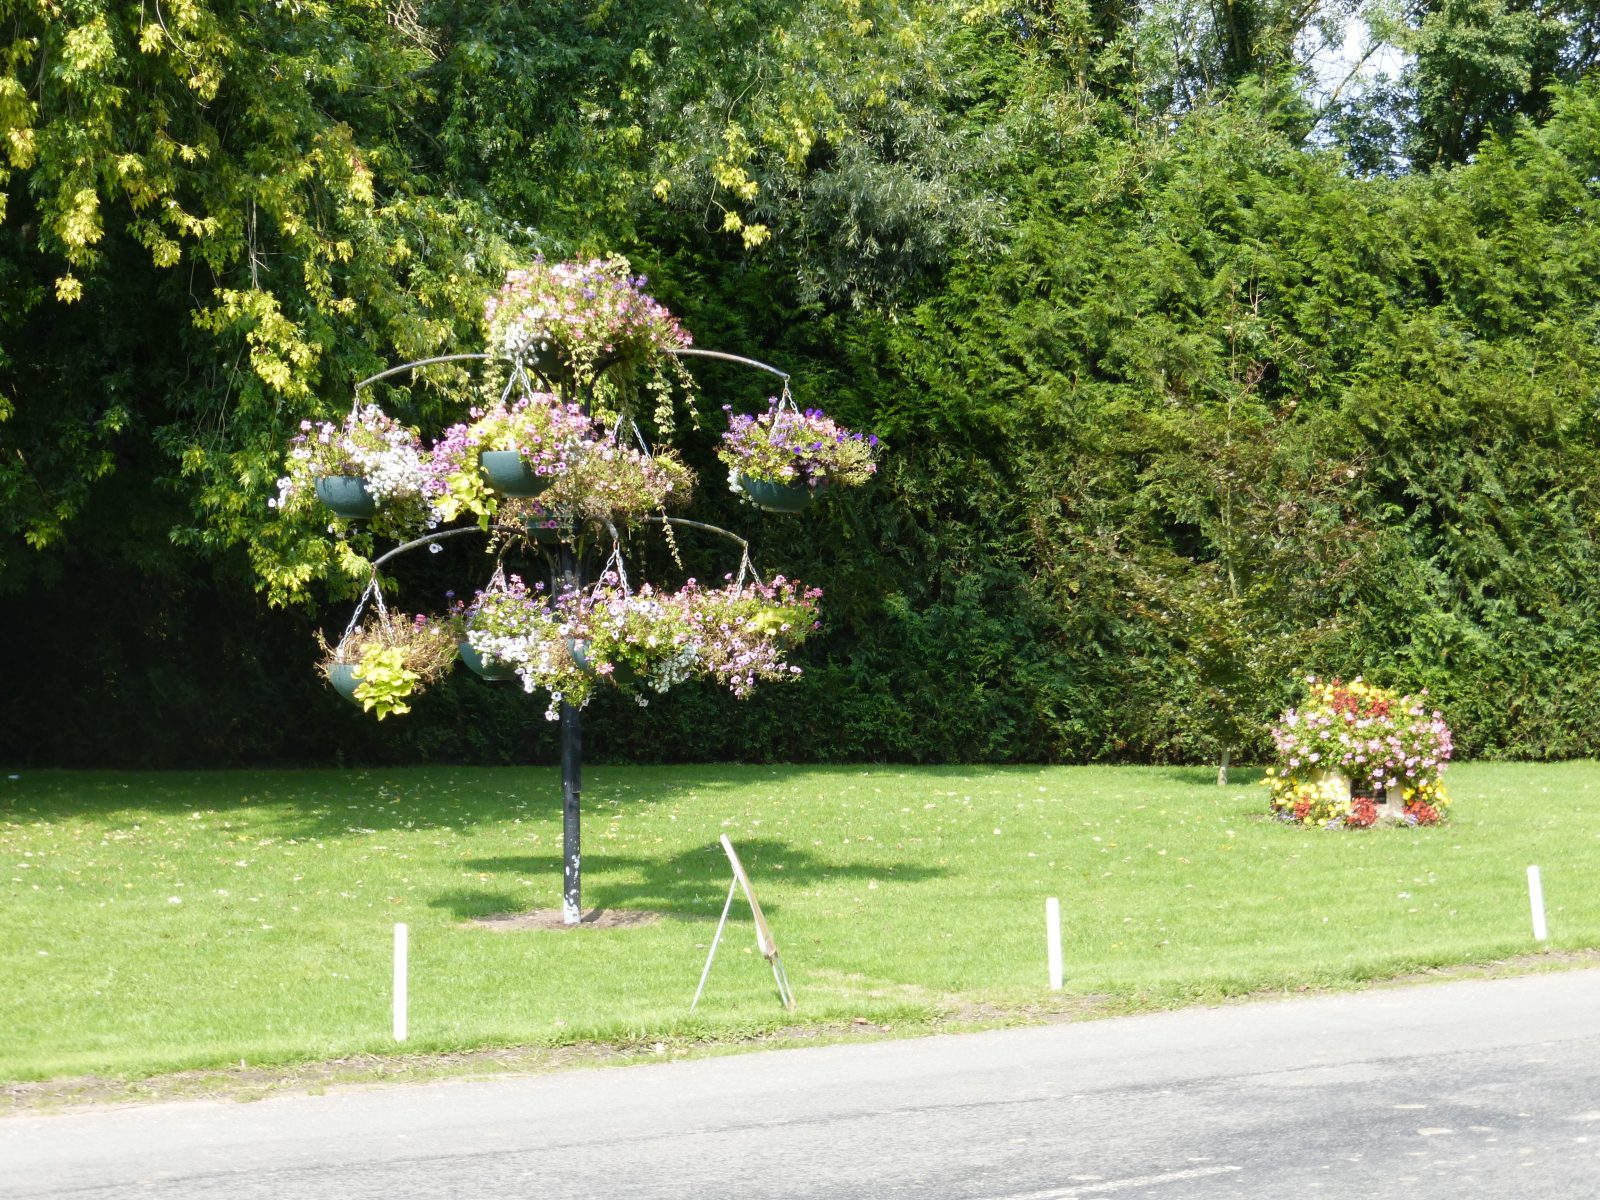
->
325, 660, 365, 704
728, 470, 817, 513
318, 609, 458, 719
717, 399, 879, 513
458, 640, 519, 681
312, 475, 378, 520
437, 559, 823, 722
274, 405, 435, 537
431, 391, 593, 521
452, 574, 575, 700
478, 449, 554, 498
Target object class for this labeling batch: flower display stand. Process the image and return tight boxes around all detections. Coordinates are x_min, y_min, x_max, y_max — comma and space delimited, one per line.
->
1307, 769, 1407, 822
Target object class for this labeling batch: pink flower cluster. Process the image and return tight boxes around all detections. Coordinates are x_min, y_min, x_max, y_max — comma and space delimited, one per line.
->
433, 393, 594, 483
1270, 677, 1452, 791
681, 575, 824, 697
448, 570, 823, 716
718, 400, 880, 489
484, 256, 692, 369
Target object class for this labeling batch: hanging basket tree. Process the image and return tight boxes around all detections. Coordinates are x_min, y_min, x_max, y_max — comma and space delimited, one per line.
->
274, 255, 878, 923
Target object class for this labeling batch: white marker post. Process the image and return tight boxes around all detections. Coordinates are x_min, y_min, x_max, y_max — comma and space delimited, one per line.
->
393, 922, 409, 1041
1527, 866, 1548, 942
1045, 897, 1063, 990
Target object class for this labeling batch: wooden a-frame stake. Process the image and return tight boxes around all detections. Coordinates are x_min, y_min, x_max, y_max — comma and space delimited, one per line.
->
691, 835, 796, 1012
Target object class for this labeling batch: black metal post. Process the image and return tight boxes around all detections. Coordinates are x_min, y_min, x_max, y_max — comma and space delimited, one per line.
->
560, 698, 582, 924
557, 541, 583, 924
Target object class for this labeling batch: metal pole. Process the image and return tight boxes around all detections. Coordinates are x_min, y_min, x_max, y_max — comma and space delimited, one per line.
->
667, 347, 790, 382
559, 541, 583, 925
691, 876, 741, 1011
560, 700, 582, 924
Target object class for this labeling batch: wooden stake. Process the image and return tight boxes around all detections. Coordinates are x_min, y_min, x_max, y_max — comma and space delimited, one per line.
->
393, 923, 409, 1041
1046, 898, 1063, 990
1528, 866, 1548, 942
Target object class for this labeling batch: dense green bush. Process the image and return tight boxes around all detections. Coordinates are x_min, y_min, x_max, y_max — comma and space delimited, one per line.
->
4, 6, 1599, 769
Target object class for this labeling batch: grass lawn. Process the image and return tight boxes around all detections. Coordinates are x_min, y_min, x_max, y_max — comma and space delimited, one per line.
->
4, 761, 1599, 1084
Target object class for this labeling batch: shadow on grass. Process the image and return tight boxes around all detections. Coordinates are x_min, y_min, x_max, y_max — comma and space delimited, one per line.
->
1, 765, 801, 836
428, 888, 528, 919
1145, 765, 1268, 788
436, 837, 949, 921
4, 762, 1272, 842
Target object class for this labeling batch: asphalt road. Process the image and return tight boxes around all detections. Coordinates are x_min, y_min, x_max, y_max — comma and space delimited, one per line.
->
5, 970, 1598, 1199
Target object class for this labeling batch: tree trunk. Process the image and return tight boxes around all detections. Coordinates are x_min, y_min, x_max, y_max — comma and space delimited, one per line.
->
1217, 746, 1230, 787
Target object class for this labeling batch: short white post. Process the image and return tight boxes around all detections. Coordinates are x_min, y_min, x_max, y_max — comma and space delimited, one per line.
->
1527, 866, 1548, 942
393, 922, 409, 1041
1045, 897, 1063, 990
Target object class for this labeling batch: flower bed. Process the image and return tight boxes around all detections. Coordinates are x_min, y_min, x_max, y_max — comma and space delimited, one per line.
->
1265, 677, 1452, 827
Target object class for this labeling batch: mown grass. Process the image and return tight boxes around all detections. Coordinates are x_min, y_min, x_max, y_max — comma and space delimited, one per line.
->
3, 761, 1598, 1082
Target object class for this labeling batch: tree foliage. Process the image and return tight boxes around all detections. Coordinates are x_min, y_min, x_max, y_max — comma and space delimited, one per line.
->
0, 0, 497, 599
3, 2, 1600, 768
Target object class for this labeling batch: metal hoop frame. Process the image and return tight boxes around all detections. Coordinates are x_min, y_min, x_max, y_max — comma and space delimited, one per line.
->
338, 346, 786, 615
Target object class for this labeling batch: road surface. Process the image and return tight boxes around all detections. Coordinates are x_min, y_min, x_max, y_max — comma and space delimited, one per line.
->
4, 970, 1598, 1199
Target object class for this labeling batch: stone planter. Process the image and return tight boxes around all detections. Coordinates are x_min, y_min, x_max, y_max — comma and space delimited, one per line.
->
1311, 768, 1407, 821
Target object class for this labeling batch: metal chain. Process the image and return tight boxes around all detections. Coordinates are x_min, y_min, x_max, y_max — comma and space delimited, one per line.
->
500, 359, 524, 408
337, 574, 385, 653
594, 527, 631, 598
628, 417, 651, 454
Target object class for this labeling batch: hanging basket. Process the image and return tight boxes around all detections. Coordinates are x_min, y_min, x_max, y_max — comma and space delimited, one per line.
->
730, 470, 819, 514
567, 638, 598, 676
568, 639, 640, 687
459, 640, 518, 682
479, 450, 554, 498
313, 475, 378, 520
326, 662, 364, 705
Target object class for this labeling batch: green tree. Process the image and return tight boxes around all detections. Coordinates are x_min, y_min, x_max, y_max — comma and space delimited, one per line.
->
0, 0, 497, 599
